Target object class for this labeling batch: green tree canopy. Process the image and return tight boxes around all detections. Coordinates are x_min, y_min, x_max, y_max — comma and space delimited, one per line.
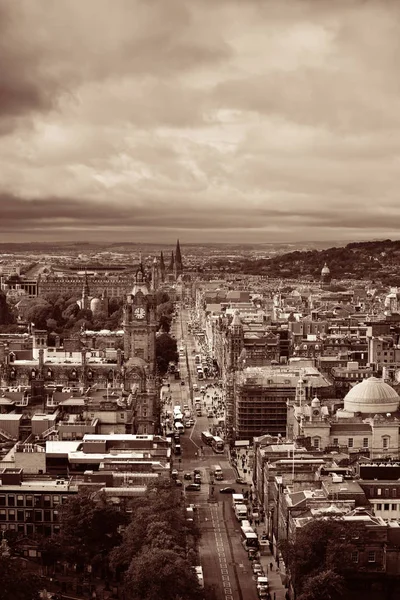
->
60, 489, 128, 566
0, 556, 41, 600
156, 333, 178, 375
297, 570, 345, 600
279, 518, 364, 595
124, 548, 203, 600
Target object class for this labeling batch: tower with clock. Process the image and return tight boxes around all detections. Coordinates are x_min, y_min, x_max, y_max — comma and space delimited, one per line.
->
122, 259, 158, 433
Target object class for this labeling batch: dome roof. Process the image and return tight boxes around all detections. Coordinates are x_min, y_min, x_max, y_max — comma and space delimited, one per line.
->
321, 263, 330, 274
311, 397, 320, 408
344, 377, 400, 414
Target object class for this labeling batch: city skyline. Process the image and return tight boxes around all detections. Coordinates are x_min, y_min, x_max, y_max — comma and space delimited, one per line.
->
1, 0, 400, 243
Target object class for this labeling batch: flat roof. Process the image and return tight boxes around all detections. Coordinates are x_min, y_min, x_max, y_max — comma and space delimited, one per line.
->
46, 441, 81, 455
0, 414, 22, 420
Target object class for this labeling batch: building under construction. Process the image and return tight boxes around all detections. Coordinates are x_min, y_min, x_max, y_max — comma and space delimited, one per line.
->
232, 365, 333, 441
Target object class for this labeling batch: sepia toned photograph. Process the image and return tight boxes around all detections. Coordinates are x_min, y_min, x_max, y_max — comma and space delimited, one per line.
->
1, 1, 400, 599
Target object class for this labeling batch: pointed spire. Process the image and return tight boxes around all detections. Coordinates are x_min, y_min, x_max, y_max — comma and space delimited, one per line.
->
169, 250, 175, 272
159, 251, 166, 282
83, 269, 90, 297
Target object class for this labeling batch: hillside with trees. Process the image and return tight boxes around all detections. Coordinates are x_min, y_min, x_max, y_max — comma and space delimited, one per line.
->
236, 239, 400, 282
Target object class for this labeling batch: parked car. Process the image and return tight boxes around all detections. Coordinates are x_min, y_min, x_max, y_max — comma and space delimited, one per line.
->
252, 563, 264, 576
171, 469, 179, 480
219, 487, 236, 494
186, 483, 201, 491
184, 472, 192, 480
175, 479, 183, 487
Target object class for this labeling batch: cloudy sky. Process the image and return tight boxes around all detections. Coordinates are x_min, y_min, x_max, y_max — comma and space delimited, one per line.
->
1, 0, 400, 243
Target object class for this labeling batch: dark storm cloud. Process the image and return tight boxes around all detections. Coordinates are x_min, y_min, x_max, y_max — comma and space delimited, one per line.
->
1, 0, 400, 242
0, 4, 56, 121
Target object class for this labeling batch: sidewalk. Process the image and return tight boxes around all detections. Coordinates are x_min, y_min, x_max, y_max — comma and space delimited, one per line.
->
232, 448, 288, 600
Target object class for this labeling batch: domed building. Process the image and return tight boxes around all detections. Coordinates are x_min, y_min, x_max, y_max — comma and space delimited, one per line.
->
343, 377, 400, 415
291, 375, 400, 459
320, 263, 332, 289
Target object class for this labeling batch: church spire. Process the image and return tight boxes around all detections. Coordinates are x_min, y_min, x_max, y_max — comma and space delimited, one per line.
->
168, 250, 175, 272
175, 239, 183, 277
159, 251, 166, 282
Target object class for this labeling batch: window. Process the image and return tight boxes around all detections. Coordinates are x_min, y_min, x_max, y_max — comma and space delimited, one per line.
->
16, 495, 24, 507
377, 488, 382, 496
333, 438, 339, 446
8, 509, 15, 521
348, 438, 354, 448
351, 551, 359, 563
26, 495, 33, 507
313, 438, 320, 449
0, 510, 5, 522
393, 489, 397, 498
0, 496, 5, 507
53, 496, 60, 505
392, 504, 397, 511
43, 495, 51, 508
385, 489, 390, 498
368, 551, 376, 563
17, 510, 24, 522
384, 504, 390, 511
7, 495, 15, 507
382, 437, 390, 449
363, 438, 369, 448
376, 503, 382, 510
34, 495, 41, 507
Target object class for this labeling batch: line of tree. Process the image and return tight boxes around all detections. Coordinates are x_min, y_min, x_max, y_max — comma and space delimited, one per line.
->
36, 480, 202, 600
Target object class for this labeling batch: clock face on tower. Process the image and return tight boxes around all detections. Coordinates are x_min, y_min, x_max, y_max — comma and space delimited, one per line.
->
134, 307, 146, 320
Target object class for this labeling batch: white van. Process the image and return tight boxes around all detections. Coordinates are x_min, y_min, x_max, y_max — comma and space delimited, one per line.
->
232, 493, 245, 507
235, 503, 248, 521
175, 422, 184, 434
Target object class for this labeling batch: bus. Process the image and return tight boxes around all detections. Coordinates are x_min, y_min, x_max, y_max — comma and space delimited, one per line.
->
175, 422, 184, 434
201, 431, 214, 446
211, 465, 223, 480
211, 436, 225, 454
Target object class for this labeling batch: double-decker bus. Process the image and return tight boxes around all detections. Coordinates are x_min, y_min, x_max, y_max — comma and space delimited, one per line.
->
211, 464, 223, 480
201, 431, 213, 446
211, 436, 225, 454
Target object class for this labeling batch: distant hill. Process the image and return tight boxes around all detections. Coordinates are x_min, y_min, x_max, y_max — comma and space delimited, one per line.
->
238, 239, 400, 283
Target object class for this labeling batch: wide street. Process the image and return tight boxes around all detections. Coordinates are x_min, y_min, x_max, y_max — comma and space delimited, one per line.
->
161, 303, 261, 600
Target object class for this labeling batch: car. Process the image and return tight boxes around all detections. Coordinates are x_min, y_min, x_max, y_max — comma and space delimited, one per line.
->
193, 468, 201, 475
184, 473, 192, 480
187, 418, 194, 426
194, 475, 202, 484
252, 563, 264, 576
171, 469, 179, 479
175, 479, 183, 487
236, 477, 247, 485
186, 483, 201, 491
183, 404, 189, 410
219, 487, 236, 494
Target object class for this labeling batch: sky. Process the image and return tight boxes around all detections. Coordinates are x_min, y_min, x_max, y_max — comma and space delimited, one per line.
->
1, 0, 400, 244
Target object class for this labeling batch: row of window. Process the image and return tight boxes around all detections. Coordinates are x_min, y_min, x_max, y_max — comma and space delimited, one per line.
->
351, 550, 377, 563
1, 522, 59, 536
373, 488, 398, 498
0, 494, 71, 508
330, 437, 390, 449
0, 508, 59, 522
375, 503, 399, 511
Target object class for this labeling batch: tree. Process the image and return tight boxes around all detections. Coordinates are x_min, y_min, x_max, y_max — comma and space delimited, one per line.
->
0, 556, 41, 600
59, 489, 128, 567
156, 333, 178, 375
297, 570, 345, 600
0, 292, 14, 325
123, 548, 203, 600
279, 518, 364, 596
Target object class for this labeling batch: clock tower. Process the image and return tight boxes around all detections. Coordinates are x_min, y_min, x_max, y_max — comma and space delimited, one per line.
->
122, 260, 158, 434
123, 264, 157, 369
